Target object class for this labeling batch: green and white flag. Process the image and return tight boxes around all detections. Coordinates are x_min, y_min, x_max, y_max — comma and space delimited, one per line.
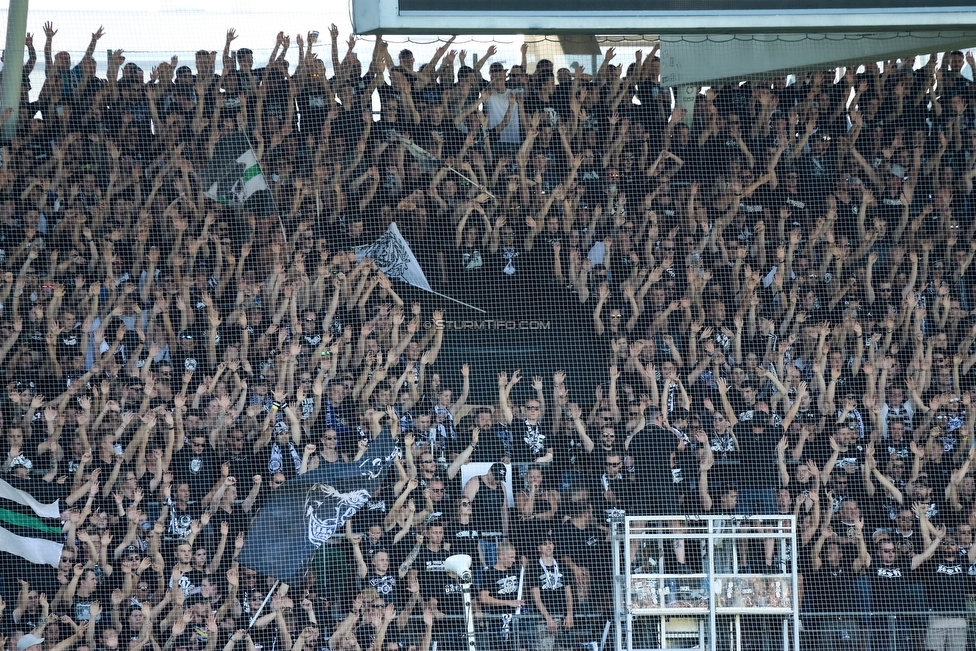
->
0, 478, 63, 567
201, 132, 270, 206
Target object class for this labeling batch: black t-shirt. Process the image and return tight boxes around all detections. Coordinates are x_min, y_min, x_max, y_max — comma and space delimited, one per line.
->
921, 557, 967, 611
869, 559, 912, 613
417, 546, 451, 601
523, 93, 559, 130
8, 607, 42, 633
628, 425, 677, 490
592, 474, 637, 524
69, 585, 110, 622
296, 88, 331, 135
528, 558, 568, 617
480, 565, 522, 613
832, 442, 866, 475
471, 481, 506, 535
489, 244, 533, 286
332, 103, 365, 144
735, 423, 784, 490
211, 502, 250, 541
171, 568, 205, 597
173, 350, 211, 378
808, 560, 859, 612
794, 433, 832, 468
470, 423, 509, 464
891, 531, 921, 567
444, 518, 480, 562
172, 446, 219, 500
225, 453, 260, 496
557, 520, 609, 572
512, 419, 551, 463
360, 572, 398, 607
166, 501, 202, 541
552, 420, 590, 474
763, 186, 812, 226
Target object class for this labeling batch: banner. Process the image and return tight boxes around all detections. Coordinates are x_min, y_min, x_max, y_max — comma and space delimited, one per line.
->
0, 478, 63, 567
201, 132, 271, 207
356, 222, 433, 292
238, 432, 398, 580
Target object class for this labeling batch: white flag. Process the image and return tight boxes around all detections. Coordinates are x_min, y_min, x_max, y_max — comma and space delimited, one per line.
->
355, 223, 432, 292
396, 134, 441, 174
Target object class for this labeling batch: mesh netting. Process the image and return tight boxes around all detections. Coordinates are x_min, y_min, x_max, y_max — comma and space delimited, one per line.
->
1, 15, 976, 651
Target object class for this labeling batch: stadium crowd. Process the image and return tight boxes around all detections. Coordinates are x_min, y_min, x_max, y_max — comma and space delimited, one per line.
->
2, 19, 976, 651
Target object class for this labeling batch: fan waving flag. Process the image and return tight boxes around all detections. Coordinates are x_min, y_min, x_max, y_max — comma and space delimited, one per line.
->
0, 478, 64, 567
356, 222, 432, 292
201, 132, 271, 207
396, 134, 441, 174
238, 432, 399, 581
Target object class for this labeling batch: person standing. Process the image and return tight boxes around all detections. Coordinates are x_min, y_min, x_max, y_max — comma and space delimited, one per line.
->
463, 463, 510, 571
480, 540, 525, 651
806, 518, 870, 647
484, 58, 521, 151
919, 529, 968, 651
528, 536, 575, 651
867, 524, 944, 651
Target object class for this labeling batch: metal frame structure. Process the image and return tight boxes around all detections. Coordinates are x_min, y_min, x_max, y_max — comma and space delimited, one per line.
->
351, 0, 976, 35
611, 515, 800, 651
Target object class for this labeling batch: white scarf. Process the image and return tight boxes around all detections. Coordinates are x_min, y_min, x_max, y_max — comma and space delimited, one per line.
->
539, 558, 563, 590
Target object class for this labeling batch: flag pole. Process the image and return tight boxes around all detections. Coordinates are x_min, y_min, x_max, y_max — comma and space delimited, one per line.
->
395, 134, 497, 201
248, 579, 281, 629
427, 290, 487, 314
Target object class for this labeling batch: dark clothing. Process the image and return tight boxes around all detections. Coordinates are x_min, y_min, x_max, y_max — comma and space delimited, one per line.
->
512, 419, 550, 463
528, 558, 568, 617
734, 423, 785, 490
870, 560, 912, 613
444, 519, 481, 562
920, 557, 967, 612
807, 561, 859, 612
481, 565, 522, 613
628, 425, 678, 494
471, 480, 506, 534
172, 446, 219, 501
471, 423, 510, 463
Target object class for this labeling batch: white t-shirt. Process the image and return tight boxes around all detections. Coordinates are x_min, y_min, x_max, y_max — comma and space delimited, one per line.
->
484, 89, 521, 145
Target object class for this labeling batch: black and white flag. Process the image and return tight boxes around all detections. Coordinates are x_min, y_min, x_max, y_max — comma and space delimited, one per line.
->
356, 222, 432, 292
238, 432, 398, 580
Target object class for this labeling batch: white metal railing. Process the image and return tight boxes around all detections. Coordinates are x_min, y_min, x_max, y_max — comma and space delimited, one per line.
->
612, 515, 800, 651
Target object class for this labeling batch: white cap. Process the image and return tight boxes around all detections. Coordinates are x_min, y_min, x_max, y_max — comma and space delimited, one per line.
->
18, 635, 45, 650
